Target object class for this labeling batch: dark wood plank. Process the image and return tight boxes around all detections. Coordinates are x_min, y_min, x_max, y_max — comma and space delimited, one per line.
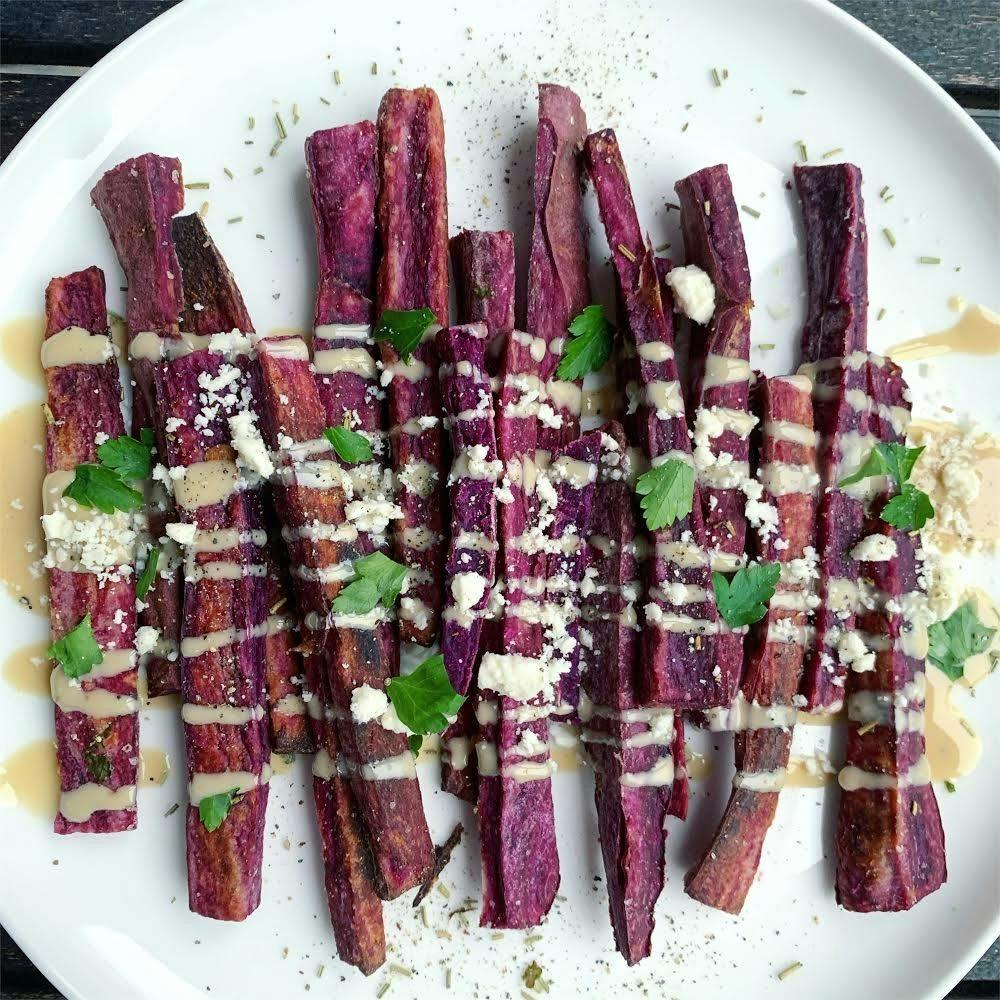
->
1, 0, 179, 67
834, 0, 999, 102
2, 932, 60, 999
0, 74, 76, 161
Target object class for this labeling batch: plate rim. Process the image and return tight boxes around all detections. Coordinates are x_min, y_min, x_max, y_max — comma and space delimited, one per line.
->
0, 1, 996, 998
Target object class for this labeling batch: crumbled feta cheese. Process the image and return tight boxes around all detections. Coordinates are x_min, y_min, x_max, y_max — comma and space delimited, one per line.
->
850, 534, 897, 562
135, 626, 161, 657
665, 264, 716, 324
837, 631, 876, 673
350, 683, 389, 724
228, 409, 275, 478
165, 522, 198, 546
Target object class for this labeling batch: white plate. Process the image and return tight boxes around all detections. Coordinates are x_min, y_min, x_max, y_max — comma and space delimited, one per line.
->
0, 1, 997, 997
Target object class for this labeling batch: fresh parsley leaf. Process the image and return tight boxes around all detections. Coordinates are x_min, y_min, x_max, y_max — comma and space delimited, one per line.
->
881, 482, 935, 532
48, 613, 103, 679
634, 458, 695, 531
198, 787, 240, 832
712, 562, 781, 629
97, 431, 155, 481
837, 446, 888, 488
63, 464, 144, 514
837, 442, 933, 531
556, 304, 614, 381
473, 284, 493, 300
408, 734, 424, 755
374, 307, 436, 360
838, 442, 925, 490
84, 748, 111, 783
927, 601, 996, 682
323, 425, 373, 465
332, 552, 409, 616
332, 577, 381, 615
135, 546, 160, 601
386, 654, 465, 735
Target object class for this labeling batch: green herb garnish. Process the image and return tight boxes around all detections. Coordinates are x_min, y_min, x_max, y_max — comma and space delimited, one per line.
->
634, 458, 695, 531
332, 552, 409, 616
881, 482, 935, 531
84, 748, 111, 783
48, 613, 103, 679
323, 424, 373, 465
198, 787, 240, 832
837, 442, 934, 531
135, 546, 160, 601
386, 654, 465, 736
374, 307, 437, 360
97, 428, 155, 481
928, 601, 996, 682
712, 562, 781, 629
556, 304, 614, 381
62, 464, 144, 514
472, 284, 493, 300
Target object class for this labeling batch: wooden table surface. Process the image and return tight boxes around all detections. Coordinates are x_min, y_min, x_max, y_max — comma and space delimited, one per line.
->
0, 1, 997, 997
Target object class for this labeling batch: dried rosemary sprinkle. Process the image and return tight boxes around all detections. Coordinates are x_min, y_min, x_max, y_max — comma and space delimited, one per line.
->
436, 881, 451, 899
269, 139, 283, 157
248, 115, 255, 129
796, 140, 808, 162
757, 343, 776, 351
791, 88, 807, 95
227, 216, 243, 224
254, 166, 264, 175
681, 121, 689, 132
184, 181, 210, 190
778, 962, 802, 981
654, 242, 671, 252
877, 307, 887, 321
445, 968, 452, 989
199, 201, 209, 218
389, 964, 412, 978
371, 61, 379, 75
883, 227, 897, 248
919, 255, 941, 265
740, 204, 761, 218
223, 166, 234, 179
617, 243, 637, 262
292, 102, 301, 124
376, 981, 390, 998
711, 67, 723, 87
256, 233, 265, 241
164, 802, 179, 817
320, 96, 331, 105
274, 112, 287, 140
960, 717, 976, 737
665, 201, 680, 212
945, 779, 957, 792
822, 147, 844, 159
334, 69, 342, 85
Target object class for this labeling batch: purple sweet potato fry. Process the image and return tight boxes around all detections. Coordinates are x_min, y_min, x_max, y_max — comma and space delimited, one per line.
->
686, 375, 817, 914
91, 154, 185, 697
583, 128, 735, 710
676, 165, 753, 560
375, 88, 449, 646
44, 266, 140, 835
171, 212, 312, 755
581, 423, 675, 963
